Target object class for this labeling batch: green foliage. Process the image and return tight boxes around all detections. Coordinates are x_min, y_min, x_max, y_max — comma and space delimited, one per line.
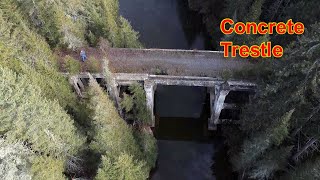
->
0, 0, 146, 178
121, 93, 135, 113
64, 55, 81, 74
133, 130, 157, 170
0, 67, 85, 157
119, 16, 142, 48
0, 3, 77, 108
87, 78, 141, 157
249, 146, 292, 179
88, 78, 157, 179
85, 57, 101, 73
121, 83, 151, 125
95, 153, 148, 180
83, 0, 142, 48
153, 66, 168, 75
86, 30, 99, 47
226, 23, 320, 179
222, 0, 269, 46
232, 110, 293, 171
6, 0, 141, 49
0, 138, 33, 180
15, 0, 86, 49
31, 156, 66, 180
284, 156, 320, 180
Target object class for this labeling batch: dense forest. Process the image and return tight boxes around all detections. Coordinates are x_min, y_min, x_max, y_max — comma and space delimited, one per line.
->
0, 0, 156, 179
192, 0, 320, 179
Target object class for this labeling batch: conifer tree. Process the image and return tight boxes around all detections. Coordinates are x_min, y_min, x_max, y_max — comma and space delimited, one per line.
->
83, 0, 141, 48
87, 77, 141, 157
222, 0, 269, 46
225, 22, 320, 179
119, 16, 142, 48
31, 156, 66, 180
121, 83, 151, 125
0, 67, 85, 157
15, 0, 86, 49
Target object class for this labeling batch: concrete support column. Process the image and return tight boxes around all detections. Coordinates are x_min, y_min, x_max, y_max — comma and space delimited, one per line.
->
70, 76, 83, 98
109, 77, 123, 117
208, 84, 230, 130
144, 80, 157, 127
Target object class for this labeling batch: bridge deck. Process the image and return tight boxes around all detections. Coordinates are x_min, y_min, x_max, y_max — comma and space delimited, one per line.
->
108, 48, 253, 77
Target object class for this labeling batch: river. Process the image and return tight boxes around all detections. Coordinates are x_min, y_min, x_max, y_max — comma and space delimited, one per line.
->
119, 1, 231, 179
119, 0, 212, 50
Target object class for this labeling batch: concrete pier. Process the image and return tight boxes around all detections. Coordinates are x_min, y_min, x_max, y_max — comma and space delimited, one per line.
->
69, 73, 256, 130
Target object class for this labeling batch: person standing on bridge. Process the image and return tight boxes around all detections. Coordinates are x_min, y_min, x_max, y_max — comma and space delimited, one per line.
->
80, 50, 87, 62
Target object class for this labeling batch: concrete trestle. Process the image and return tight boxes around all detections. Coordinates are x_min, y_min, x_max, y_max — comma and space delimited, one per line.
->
70, 73, 256, 130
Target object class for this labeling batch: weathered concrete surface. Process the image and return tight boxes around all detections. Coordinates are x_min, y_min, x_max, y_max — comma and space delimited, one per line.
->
151, 140, 214, 180
108, 48, 253, 77
69, 73, 256, 129
113, 73, 256, 88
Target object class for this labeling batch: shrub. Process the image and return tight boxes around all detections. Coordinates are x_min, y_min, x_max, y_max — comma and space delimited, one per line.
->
64, 55, 81, 74
86, 57, 101, 73
86, 30, 99, 47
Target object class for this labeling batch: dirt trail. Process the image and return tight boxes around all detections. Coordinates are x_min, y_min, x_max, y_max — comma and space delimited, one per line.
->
55, 46, 253, 77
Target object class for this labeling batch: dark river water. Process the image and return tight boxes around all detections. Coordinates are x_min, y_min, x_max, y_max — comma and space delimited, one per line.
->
119, 1, 231, 179
119, 0, 211, 50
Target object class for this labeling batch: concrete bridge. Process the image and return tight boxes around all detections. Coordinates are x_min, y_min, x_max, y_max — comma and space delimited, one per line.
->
69, 49, 256, 130
70, 73, 255, 130
107, 48, 253, 77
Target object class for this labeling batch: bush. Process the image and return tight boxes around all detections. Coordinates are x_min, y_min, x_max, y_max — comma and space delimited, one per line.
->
86, 30, 99, 47
64, 55, 81, 74
85, 57, 101, 73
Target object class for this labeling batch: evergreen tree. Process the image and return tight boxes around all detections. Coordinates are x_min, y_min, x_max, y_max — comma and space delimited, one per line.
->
15, 0, 86, 49
225, 22, 320, 179
119, 16, 142, 48
83, 0, 141, 48
121, 83, 151, 126
31, 156, 66, 180
222, 0, 269, 46
284, 156, 320, 180
87, 78, 141, 157
0, 67, 85, 157
87, 77, 156, 179
0, 2, 77, 108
